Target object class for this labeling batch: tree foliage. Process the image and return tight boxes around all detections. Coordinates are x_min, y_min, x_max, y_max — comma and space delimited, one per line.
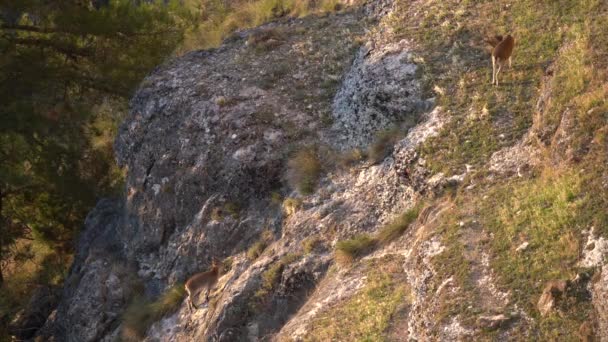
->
0, 0, 189, 314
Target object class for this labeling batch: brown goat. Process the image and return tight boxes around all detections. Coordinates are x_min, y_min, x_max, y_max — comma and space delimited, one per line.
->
184, 258, 220, 311
489, 34, 515, 86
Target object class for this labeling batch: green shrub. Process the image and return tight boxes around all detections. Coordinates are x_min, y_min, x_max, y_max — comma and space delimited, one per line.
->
335, 234, 376, 265
377, 205, 421, 244
302, 236, 322, 254
247, 241, 268, 260
149, 285, 186, 317
121, 284, 185, 341
287, 148, 322, 194
210, 207, 223, 221
247, 230, 274, 261
261, 262, 284, 290
122, 296, 154, 341
250, 253, 301, 312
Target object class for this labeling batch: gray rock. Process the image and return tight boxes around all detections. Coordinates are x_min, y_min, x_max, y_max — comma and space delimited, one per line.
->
330, 39, 421, 150
37, 1, 463, 341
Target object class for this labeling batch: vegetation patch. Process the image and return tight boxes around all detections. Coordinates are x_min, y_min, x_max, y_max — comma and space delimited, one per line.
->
0, 240, 70, 340
221, 257, 234, 274
304, 257, 408, 341
282, 197, 303, 216
121, 284, 185, 341
287, 148, 322, 195
476, 170, 595, 338
302, 236, 323, 254
211, 202, 241, 222
482, 172, 582, 292
249, 253, 301, 312
377, 205, 421, 244
335, 234, 376, 265
180, 0, 347, 52
248, 28, 286, 52
247, 230, 275, 261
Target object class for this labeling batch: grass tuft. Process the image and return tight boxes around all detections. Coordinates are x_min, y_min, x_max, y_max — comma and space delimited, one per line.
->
282, 197, 303, 216
250, 253, 301, 312
248, 28, 286, 52
287, 148, 322, 195
302, 236, 322, 254
335, 234, 376, 265
377, 205, 421, 244
247, 229, 274, 261
121, 284, 185, 341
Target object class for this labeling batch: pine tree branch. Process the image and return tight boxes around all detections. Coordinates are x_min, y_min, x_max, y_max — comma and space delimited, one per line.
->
9, 37, 94, 57
1, 24, 180, 39
0, 24, 58, 34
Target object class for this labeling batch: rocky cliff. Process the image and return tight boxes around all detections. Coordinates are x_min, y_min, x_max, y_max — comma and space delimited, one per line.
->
33, 0, 608, 341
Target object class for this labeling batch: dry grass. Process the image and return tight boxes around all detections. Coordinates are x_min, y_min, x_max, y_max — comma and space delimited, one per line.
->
247, 27, 286, 52
287, 148, 322, 195
304, 256, 407, 341
121, 284, 185, 341
282, 197, 303, 216
334, 234, 376, 265
302, 236, 322, 254
249, 253, 301, 312
179, 0, 347, 53
377, 205, 421, 244
247, 230, 274, 261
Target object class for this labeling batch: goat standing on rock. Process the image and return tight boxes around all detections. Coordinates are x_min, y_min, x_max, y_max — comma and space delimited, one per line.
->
486, 34, 515, 86
185, 258, 220, 311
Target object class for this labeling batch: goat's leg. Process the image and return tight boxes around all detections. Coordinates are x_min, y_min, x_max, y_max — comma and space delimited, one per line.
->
492, 56, 496, 85
496, 63, 502, 86
509, 56, 512, 68
191, 290, 200, 310
185, 288, 193, 312
205, 289, 210, 303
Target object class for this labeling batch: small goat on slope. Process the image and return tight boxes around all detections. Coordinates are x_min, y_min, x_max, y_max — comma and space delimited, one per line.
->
184, 258, 220, 311
486, 34, 515, 86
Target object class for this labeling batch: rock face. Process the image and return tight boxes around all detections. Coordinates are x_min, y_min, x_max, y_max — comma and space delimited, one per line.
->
38, 199, 130, 341
330, 39, 425, 149
38, 2, 444, 340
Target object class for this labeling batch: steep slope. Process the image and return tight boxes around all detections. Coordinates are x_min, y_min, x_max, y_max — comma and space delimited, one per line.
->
35, 0, 608, 341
